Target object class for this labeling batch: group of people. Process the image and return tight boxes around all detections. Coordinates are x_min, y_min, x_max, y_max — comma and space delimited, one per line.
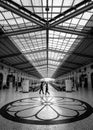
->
39, 81, 50, 95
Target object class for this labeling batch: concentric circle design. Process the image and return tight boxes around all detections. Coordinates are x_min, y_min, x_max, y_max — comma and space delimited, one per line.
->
0, 96, 93, 125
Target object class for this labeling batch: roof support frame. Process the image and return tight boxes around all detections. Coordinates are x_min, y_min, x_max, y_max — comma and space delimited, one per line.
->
0, 53, 21, 59
23, 49, 47, 55
50, 26, 88, 36
0, 26, 45, 37
46, 0, 49, 77
20, 66, 34, 70
0, 0, 45, 26
49, 0, 91, 23
33, 58, 60, 63
49, 49, 93, 59
50, 1, 93, 27
3, 0, 46, 23
12, 61, 29, 67
65, 61, 83, 66
0, 25, 88, 37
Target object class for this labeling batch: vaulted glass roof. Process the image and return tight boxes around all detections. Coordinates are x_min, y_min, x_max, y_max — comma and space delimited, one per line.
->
0, 0, 93, 78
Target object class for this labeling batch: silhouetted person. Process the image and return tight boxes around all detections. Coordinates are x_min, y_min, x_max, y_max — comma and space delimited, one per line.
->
45, 82, 50, 95
15, 81, 18, 91
39, 81, 44, 94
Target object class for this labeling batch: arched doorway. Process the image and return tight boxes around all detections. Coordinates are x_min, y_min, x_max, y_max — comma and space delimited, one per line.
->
0, 73, 3, 89
6, 75, 15, 88
91, 72, 93, 88
79, 74, 88, 88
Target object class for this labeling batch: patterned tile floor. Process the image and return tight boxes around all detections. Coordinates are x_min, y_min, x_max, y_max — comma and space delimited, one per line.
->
0, 84, 93, 130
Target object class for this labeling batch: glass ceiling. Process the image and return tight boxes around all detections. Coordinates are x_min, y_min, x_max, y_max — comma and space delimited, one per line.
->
0, 0, 93, 78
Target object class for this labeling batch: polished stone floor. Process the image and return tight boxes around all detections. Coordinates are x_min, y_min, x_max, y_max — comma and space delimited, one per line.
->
0, 84, 93, 130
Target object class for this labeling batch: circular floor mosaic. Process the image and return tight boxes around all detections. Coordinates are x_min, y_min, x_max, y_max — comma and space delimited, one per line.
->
0, 96, 93, 125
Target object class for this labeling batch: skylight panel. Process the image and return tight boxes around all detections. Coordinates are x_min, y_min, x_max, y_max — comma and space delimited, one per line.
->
0, 7, 5, 11
7, 19, 17, 25
82, 12, 92, 20
73, 0, 83, 5
71, 18, 80, 25
63, 0, 73, 6
0, 13, 4, 20
63, 23, 70, 27
53, 8, 60, 13
16, 18, 24, 24
48, 65, 58, 69
53, 0, 62, 6
49, 60, 60, 65
78, 19, 88, 26
2, 11, 13, 19
21, 0, 32, 6
13, 0, 21, 5
0, 20, 8, 26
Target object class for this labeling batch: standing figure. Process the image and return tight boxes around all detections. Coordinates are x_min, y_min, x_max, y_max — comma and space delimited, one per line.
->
45, 82, 50, 95
39, 81, 44, 94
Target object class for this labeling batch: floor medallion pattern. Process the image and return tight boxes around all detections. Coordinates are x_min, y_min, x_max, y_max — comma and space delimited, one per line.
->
0, 96, 93, 125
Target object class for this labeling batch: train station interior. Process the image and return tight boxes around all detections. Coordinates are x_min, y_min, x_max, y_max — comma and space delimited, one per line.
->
0, 0, 93, 130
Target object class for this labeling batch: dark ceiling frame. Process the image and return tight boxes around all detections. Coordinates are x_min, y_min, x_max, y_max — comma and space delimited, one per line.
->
65, 61, 83, 66
0, 53, 21, 59
12, 61, 29, 67
19, 66, 34, 70
0, 0, 93, 78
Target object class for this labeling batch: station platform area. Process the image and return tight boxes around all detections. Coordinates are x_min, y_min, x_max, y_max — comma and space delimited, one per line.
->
0, 84, 93, 130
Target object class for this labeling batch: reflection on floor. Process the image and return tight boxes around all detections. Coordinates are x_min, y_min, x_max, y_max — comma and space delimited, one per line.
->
0, 84, 93, 130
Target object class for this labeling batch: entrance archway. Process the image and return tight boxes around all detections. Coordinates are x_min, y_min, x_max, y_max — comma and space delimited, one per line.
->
0, 73, 3, 89
7, 75, 15, 88
91, 72, 93, 88
79, 74, 88, 88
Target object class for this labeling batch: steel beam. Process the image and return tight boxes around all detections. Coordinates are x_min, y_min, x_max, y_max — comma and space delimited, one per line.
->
46, 29, 49, 77
49, 49, 69, 54
49, 0, 91, 23
19, 66, 34, 70
73, 52, 93, 59
33, 58, 60, 63
4, 0, 46, 23
65, 61, 83, 66
46, 0, 49, 77
50, 26, 88, 36
50, 1, 93, 27
23, 49, 47, 55
35, 63, 57, 68
0, 26, 45, 37
0, 53, 21, 59
12, 61, 29, 67
49, 49, 93, 59
58, 66, 74, 70
0, 0, 44, 26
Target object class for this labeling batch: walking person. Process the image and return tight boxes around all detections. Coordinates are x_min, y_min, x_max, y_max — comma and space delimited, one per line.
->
45, 82, 50, 95
39, 81, 44, 95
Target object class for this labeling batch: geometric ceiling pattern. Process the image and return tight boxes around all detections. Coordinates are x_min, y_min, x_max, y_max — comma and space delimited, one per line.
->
0, 0, 93, 78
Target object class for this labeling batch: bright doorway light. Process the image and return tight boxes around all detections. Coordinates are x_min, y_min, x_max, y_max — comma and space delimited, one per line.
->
41, 78, 55, 82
